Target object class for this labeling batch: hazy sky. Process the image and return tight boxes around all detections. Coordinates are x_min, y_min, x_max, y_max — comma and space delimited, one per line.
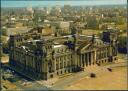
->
1, 0, 127, 7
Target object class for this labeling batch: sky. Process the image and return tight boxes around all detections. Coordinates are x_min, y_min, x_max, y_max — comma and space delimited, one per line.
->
1, 0, 127, 7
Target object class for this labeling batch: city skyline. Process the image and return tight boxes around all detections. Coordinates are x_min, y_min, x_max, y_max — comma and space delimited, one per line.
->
1, 0, 127, 90
1, 0, 127, 8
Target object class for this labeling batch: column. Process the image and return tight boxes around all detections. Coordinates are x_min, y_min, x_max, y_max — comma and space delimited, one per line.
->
44, 61, 48, 72
74, 54, 76, 66
81, 54, 83, 67
89, 52, 91, 65
78, 55, 80, 67
76, 55, 79, 67
84, 54, 86, 66
86, 53, 88, 66
54, 59, 56, 71
99, 51, 101, 63
79, 55, 81, 67
87, 53, 89, 66
80, 55, 81, 67
94, 50, 96, 64
39, 60, 42, 73
93, 51, 95, 64
105, 48, 107, 58
63, 57, 64, 68
81, 55, 82, 67
84, 54, 86, 67
58, 57, 60, 69
42, 61, 44, 72
85, 53, 87, 66
91, 52, 93, 65
77, 55, 79, 67
82, 54, 84, 67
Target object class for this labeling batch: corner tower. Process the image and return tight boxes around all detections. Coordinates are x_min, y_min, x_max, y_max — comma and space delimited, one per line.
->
102, 29, 118, 62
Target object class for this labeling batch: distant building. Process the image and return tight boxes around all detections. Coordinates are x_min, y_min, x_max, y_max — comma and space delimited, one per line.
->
50, 21, 70, 35
6, 27, 31, 36
59, 21, 70, 29
51, 21, 70, 29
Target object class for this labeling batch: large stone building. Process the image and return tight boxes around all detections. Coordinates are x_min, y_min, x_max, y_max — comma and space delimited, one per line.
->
9, 28, 118, 80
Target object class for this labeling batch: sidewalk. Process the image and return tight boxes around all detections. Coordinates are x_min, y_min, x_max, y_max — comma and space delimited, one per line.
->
36, 77, 58, 86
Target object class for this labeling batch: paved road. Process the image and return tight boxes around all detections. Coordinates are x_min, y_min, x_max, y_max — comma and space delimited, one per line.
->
51, 71, 89, 90
51, 61, 127, 90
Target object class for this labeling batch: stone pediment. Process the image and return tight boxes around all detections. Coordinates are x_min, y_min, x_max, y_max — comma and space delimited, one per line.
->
78, 39, 106, 54
77, 43, 94, 54
80, 43, 92, 53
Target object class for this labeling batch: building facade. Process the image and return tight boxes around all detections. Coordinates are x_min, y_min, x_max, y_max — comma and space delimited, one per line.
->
9, 28, 118, 80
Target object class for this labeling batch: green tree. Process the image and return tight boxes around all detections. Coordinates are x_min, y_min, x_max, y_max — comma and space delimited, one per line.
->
86, 16, 99, 29
116, 17, 124, 25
